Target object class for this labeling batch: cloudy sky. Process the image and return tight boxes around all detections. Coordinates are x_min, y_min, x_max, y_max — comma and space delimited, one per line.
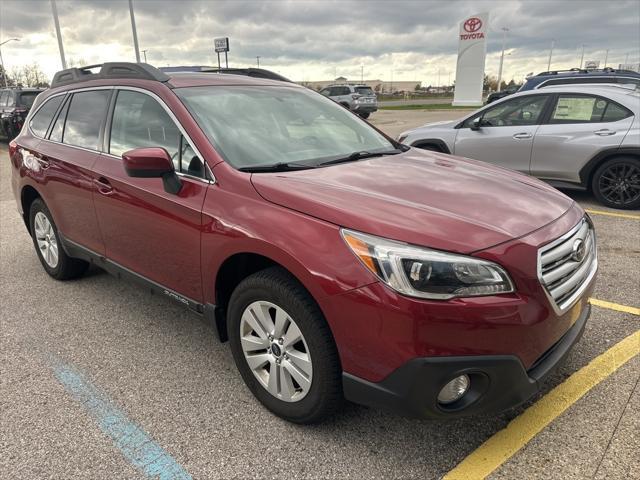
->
1, 0, 639, 85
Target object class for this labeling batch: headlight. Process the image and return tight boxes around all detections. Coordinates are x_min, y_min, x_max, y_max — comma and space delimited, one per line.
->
341, 229, 514, 300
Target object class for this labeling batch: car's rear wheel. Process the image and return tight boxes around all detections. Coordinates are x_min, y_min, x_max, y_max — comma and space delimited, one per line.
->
29, 198, 89, 280
358, 112, 370, 119
591, 157, 640, 210
227, 267, 342, 423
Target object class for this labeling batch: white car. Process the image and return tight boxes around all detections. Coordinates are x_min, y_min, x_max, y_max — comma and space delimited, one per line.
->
398, 84, 640, 209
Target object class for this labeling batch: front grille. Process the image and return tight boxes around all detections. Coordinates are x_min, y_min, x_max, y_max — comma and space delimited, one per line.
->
538, 217, 597, 313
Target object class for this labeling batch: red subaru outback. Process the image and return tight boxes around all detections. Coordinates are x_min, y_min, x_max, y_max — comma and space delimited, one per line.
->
9, 63, 597, 423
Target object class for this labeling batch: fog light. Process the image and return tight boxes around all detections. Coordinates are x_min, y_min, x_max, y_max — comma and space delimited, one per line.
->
437, 374, 470, 405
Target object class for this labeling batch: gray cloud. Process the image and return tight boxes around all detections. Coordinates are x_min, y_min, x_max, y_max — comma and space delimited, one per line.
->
1, 0, 638, 83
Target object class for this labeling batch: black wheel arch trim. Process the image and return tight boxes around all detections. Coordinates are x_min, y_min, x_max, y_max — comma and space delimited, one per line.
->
580, 146, 640, 187
410, 139, 451, 154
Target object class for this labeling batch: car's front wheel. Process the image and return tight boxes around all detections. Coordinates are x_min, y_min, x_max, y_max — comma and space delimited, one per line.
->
358, 112, 370, 119
29, 198, 89, 280
591, 157, 640, 210
227, 267, 342, 423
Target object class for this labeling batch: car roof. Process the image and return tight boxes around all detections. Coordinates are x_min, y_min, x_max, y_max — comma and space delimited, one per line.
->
500, 83, 640, 111
166, 72, 298, 89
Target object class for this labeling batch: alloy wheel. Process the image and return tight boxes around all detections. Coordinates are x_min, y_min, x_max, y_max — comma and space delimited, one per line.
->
34, 212, 59, 268
240, 300, 313, 402
598, 163, 640, 206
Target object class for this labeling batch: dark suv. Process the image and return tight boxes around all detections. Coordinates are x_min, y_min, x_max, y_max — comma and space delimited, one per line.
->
0, 87, 44, 140
10, 63, 596, 423
520, 68, 640, 91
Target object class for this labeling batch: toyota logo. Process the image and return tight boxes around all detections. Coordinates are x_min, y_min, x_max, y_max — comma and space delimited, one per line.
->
571, 239, 587, 263
464, 17, 483, 33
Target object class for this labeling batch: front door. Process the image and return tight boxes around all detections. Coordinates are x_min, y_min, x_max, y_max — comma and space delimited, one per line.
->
454, 94, 551, 173
92, 88, 209, 302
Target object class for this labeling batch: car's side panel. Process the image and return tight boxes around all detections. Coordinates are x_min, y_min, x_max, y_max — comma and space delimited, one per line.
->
33, 141, 106, 254
530, 117, 633, 183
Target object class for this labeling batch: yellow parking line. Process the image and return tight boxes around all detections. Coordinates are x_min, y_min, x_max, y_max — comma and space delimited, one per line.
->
590, 298, 640, 316
443, 330, 640, 480
585, 209, 640, 220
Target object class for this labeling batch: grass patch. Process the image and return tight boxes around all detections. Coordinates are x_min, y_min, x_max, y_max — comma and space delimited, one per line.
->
379, 104, 474, 111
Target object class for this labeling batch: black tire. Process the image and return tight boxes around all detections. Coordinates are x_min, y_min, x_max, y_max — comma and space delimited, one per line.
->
591, 157, 640, 210
227, 267, 342, 424
339, 102, 350, 110
29, 198, 89, 280
358, 112, 370, 119
415, 143, 442, 152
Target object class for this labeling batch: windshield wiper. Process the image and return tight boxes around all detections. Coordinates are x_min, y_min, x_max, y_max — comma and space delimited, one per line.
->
237, 162, 316, 173
316, 149, 404, 167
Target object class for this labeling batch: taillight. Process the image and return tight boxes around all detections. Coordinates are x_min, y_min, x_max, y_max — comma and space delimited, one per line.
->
14, 107, 27, 114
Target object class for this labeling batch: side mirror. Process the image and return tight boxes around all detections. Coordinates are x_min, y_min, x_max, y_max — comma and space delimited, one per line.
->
122, 147, 182, 195
470, 117, 482, 131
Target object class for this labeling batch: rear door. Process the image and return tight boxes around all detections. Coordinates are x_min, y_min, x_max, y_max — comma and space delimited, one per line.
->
26, 90, 109, 255
454, 94, 551, 173
530, 93, 634, 183
92, 88, 209, 302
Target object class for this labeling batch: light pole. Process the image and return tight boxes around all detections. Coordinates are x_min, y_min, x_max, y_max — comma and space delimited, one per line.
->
142, 49, 148, 63
497, 27, 509, 92
0, 38, 20, 87
604, 49, 609, 68
50, 0, 67, 68
579, 44, 585, 69
128, 0, 141, 63
256, 56, 260, 68
547, 40, 554, 71
361, 65, 364, 83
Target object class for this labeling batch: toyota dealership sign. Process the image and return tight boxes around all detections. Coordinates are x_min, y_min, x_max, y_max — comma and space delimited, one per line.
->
453, 12, 489, 106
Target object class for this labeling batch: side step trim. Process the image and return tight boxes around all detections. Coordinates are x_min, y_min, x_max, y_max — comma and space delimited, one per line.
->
58, 233, 227, 341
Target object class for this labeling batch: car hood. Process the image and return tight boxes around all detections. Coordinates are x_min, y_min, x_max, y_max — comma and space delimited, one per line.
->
420, 119, 458, 129
250, 149, 574, 254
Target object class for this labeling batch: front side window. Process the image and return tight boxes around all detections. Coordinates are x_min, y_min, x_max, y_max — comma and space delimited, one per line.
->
549, 95, 629, 123
463, 95, 549, 128
63, 90, 111, 150
29, 95, 64, 138
175, 85, 396, 170
109, 90, 203, 176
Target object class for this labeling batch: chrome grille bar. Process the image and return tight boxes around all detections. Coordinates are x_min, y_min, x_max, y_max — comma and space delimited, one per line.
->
538, 217, 597, 314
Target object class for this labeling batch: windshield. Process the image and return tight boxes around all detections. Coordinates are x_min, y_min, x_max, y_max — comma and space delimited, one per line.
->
175, 85, 394, 169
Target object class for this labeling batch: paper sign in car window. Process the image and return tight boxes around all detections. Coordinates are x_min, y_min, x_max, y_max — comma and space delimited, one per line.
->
553, 97, 596, 121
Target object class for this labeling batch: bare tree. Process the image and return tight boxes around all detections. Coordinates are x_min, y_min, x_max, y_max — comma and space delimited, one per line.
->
8, 63, 50, 88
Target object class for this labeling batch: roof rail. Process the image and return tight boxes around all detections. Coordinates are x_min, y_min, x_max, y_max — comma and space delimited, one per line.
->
51, 62, 170, 88
200, 67, 292, 83
536, 67, 640, 77
536, 68, 587, 76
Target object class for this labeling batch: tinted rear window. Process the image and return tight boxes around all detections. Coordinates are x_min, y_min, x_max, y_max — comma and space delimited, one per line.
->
355, 87, 374, 95
63, 90, 111, 150
30, 95, 64, 138
18, 92, 39, 108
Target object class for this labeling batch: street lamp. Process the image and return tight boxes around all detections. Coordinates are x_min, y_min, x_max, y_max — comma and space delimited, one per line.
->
0, 38, 20, 88
496, 27, 509, 92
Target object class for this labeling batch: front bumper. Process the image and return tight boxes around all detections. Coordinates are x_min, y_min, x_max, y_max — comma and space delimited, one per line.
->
343, 302, 589, 418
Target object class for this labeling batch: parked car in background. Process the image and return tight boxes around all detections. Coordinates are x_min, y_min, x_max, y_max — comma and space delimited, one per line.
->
399, 84, 640, 209
319, 84, 377, 118
520, 68, 640, 91
486, 85, 520, 104
0, 87, 44, 140
10, 62, 596, 423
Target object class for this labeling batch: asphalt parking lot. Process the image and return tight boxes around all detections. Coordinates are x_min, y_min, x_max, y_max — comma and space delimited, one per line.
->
1, 109, 639, 479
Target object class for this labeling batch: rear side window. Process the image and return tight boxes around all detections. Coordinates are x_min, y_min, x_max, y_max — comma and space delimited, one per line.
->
30, 95, 64, 138
550, 95, 632, 123
63, 90, 111, 150
49, 97, 70, 143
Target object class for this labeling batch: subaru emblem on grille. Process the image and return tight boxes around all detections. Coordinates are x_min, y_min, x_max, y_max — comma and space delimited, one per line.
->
571, 238, 586, 263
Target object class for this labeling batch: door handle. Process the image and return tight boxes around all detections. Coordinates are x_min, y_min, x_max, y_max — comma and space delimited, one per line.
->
594, 129, 616, 136
513, 133, 532, 139
94, 177, 114, 195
